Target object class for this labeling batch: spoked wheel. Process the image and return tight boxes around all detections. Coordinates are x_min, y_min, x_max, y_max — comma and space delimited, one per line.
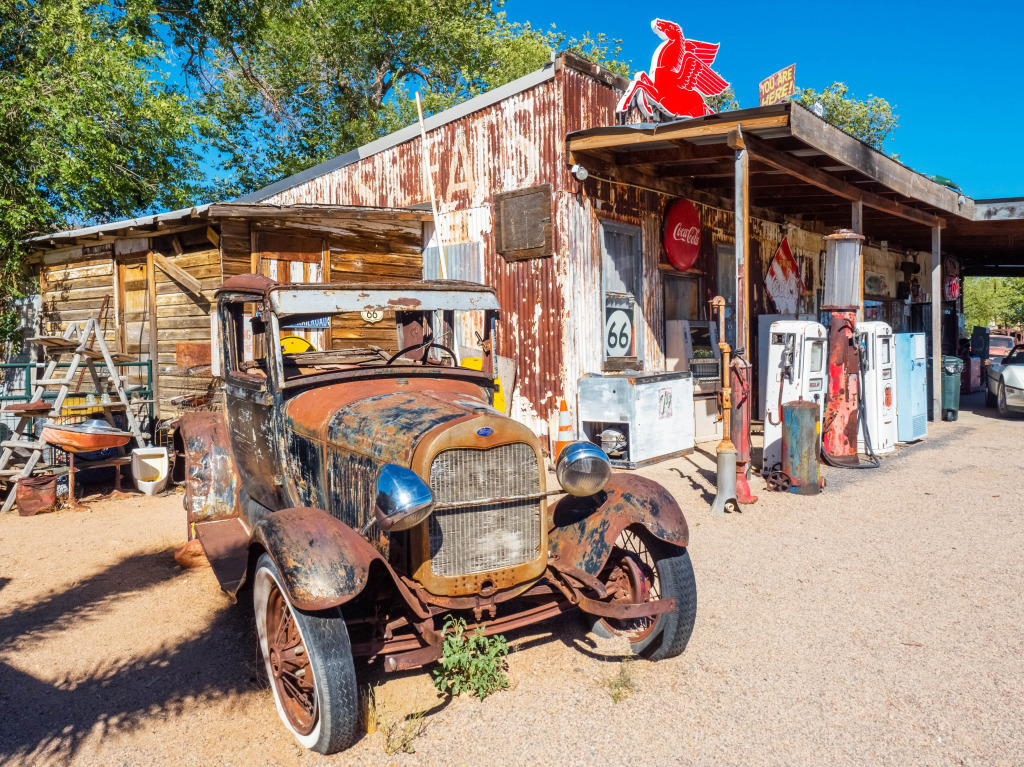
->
254, 554, 359, 754
766, 471, 792, 492
586, 527, 697, 660
265, 584, 317, 734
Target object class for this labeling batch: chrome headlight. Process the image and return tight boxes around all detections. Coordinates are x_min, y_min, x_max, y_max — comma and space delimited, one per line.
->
374, 464, 434, 531
556, 441, 612, 497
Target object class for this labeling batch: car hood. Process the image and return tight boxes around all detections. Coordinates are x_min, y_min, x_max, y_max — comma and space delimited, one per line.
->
284, 381, 501, 468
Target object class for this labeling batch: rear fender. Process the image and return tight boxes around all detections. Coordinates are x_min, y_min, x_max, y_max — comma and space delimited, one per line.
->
251, 507, 387, 611
179, 411, 243, 525
548, 474, 689, 577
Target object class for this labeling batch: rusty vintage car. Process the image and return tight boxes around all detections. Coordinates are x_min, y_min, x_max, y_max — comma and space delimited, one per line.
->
178, 275, 696, 753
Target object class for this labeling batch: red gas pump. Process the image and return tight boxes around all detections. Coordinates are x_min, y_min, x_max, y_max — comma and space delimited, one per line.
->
821, 309, 860, 464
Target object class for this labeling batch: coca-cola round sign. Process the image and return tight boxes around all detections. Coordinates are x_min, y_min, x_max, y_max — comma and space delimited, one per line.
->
663, 200, 701, 271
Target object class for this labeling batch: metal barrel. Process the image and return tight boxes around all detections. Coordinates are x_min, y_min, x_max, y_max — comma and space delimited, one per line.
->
782, 400, 821, 495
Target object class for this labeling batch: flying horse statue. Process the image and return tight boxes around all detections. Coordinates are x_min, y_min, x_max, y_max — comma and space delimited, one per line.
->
617, 19, 730, 119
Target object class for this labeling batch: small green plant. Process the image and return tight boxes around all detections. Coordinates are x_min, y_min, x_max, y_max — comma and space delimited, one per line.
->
606, 659, 636, 703
366, 686, 427, 755
432, 615, 510, 699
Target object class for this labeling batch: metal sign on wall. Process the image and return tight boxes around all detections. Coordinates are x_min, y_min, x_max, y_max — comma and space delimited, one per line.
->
765, 236, 804, 314
663, 200, 701, 271
617, 19, 730, 119
758, 65, 796, 106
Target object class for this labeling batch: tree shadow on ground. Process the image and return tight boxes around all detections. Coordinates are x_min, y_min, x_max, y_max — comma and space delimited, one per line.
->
0, 549, 184, 653
0, 552, 260, 765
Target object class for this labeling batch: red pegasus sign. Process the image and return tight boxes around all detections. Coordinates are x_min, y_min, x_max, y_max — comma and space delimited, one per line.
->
617, 19, 730, 120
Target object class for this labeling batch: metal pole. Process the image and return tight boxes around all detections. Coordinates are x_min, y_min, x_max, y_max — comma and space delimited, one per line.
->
415, 92, 447, 280
931, 226, 942, 420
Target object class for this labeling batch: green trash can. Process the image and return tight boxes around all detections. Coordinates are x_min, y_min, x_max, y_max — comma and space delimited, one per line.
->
941, 355, 964, 421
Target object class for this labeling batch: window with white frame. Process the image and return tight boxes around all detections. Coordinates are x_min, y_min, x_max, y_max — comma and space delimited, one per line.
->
601, 222, 643, 370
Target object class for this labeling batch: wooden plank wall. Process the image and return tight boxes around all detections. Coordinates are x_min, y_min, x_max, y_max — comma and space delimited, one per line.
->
40, 245, 120, 346
149, 228, 221, 415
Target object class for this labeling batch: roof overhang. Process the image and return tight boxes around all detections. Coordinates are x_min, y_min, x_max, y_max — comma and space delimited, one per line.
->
566, 102, 971, 242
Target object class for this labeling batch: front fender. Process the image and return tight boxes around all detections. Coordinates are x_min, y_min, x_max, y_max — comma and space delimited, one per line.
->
179, 411, 243, 525
251, 507, 385, 611
548, 474, 689, 577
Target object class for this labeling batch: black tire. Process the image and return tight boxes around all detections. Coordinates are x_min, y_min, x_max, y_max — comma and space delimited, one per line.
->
586, 527, 697, 661
253, 554, 359, 754
986, 384, 998, 408
997, 380, 1010, 418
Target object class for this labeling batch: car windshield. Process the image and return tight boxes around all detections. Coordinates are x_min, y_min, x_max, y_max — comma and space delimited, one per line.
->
990, 336, 1013, 349
223, 285, 501, 384
1003, 347, 1024, 365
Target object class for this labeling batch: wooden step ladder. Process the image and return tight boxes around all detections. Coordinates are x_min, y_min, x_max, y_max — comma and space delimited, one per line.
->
0, 317, 149, 513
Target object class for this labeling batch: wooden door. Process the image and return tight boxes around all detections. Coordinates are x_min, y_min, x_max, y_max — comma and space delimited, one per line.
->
118, 256, 151, 357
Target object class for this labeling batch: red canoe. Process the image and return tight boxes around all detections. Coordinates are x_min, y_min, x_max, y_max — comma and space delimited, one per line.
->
41, 423, 132, 454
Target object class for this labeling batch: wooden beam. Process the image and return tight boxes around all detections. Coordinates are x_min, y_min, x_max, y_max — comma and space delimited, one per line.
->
208, 203, 431, 221
146, 250, 160, 410
614, 142, 733, 167
171, 235, 184, 256
930, 227, 942, 421
567, 113, 790, 153
153, 251, 204, 296
205, 226, 220, 248
790, 104, 971, 220
742, 133, 944, 229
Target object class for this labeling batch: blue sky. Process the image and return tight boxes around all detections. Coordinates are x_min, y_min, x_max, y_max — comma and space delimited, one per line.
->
504, 0, 1023, 200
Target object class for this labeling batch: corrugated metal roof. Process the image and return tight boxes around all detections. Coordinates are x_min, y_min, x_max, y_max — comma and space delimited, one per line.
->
236, 62, 559, 204
27, 204, 212, 244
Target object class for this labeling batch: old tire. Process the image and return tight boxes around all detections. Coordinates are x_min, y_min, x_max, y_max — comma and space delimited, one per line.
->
997, 380, 1010, 418
986, 384, 998, 408
254, 554, 359, 754
585, 527, 697, 661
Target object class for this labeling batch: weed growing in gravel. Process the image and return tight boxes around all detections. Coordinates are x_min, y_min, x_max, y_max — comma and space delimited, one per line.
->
366, 686, 427, 754
606, 659, 636, 703
432, 615, 509, 699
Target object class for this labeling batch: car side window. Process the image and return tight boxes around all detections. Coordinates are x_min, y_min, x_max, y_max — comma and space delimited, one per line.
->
224, 301, 268, 383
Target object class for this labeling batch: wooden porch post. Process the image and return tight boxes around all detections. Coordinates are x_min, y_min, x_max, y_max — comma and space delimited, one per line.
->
146, 249, 160, 413
852, 201, 864, 321
730, 129, 750, 354
931, 226, 942, 421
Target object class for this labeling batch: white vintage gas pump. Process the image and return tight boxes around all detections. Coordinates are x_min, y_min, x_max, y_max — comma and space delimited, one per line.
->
761, 320, 828, 475
856, 321, 897, 455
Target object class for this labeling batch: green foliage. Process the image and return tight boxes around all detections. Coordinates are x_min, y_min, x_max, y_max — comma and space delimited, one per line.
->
187, 0, 629, 197
0, 0, 206, 354
432, 615, 509, 699
705, 86, 740, 114
965, 277, 1024, 330
796, 82, 899, 152
606, 659, 635, 703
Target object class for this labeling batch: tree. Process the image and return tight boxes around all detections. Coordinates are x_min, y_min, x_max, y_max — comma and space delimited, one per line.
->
963, 277, 1024, 331
181, 0, 628, 197
796, 82, 899, 153
705, 86, 740, 114
0, 0, 205, 347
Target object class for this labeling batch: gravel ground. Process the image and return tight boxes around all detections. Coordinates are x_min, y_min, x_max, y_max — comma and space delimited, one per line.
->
1, 392, 1022, 767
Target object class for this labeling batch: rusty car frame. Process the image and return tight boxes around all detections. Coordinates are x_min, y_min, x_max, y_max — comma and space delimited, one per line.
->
177, 274, 697, 753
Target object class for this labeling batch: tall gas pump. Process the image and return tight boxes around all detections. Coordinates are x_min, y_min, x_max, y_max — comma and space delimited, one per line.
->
730, 350, 757, 505
820, 230, 878, 468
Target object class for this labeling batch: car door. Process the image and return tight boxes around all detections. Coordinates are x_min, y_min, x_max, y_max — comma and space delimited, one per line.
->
221, 298, 287, 511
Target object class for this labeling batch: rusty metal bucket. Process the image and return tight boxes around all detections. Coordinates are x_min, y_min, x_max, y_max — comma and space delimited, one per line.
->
16, 474, 58, 516
782, 401, 821, 496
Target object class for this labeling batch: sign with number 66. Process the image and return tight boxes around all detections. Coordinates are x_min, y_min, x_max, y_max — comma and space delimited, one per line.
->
361, 308, 384, 324
604, 308, 635, 358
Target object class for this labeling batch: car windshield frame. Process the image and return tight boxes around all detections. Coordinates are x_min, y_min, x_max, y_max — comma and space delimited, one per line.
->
1002, 346, 1024, 365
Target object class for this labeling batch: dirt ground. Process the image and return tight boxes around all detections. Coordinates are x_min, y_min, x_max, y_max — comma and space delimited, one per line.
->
1, 391, 1022, 766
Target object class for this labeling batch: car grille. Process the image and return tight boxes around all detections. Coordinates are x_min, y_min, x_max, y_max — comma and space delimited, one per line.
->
427, 443, 541, 577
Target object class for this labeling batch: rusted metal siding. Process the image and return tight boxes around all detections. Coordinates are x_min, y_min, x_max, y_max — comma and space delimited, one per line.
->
259, 76, 570, 440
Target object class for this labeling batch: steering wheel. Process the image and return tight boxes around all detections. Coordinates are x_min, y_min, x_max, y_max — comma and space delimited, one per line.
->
385, 340, 458, 366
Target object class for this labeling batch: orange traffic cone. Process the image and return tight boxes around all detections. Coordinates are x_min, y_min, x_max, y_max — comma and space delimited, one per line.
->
554, 398, 574, 460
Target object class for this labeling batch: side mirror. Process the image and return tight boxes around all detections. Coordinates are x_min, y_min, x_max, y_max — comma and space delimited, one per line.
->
374, 464, 434, 532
